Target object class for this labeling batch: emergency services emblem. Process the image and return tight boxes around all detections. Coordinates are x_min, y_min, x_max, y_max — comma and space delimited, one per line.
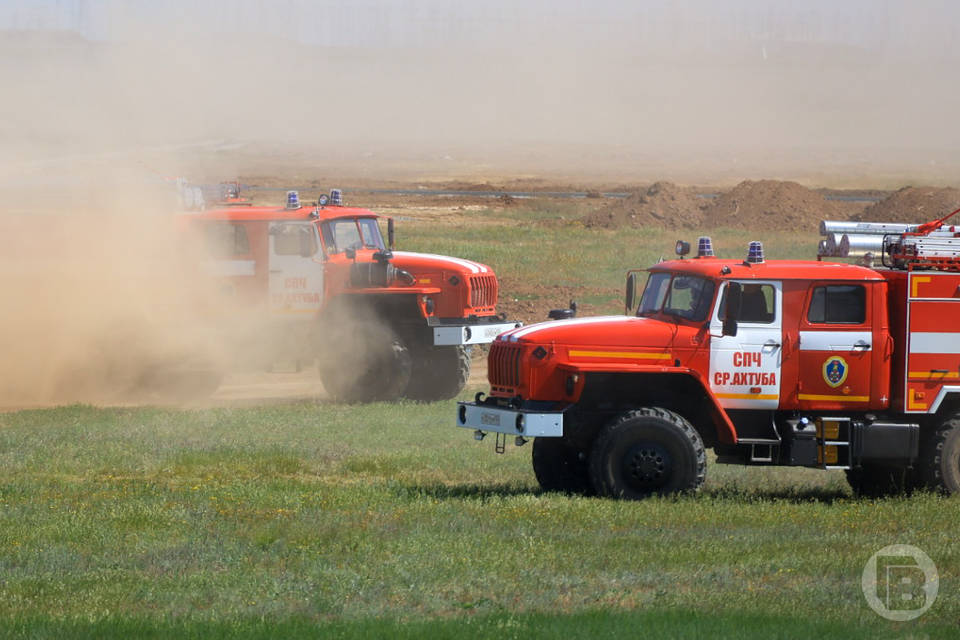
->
822, 356, 849, 388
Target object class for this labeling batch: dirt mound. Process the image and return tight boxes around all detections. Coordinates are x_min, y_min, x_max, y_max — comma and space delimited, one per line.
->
702, 180, 839, 231
583, 182, 705, 229
852, 186, 960, 224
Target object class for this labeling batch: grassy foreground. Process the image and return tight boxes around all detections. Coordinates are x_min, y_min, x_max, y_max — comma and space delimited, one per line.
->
0, 401, 957, 638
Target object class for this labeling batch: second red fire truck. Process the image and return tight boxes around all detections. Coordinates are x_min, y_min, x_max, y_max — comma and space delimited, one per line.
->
180, 188, 518, 402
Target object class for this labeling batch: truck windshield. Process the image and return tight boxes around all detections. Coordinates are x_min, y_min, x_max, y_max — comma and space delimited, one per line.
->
638, 272, 716, 322
321, 218, 385, 253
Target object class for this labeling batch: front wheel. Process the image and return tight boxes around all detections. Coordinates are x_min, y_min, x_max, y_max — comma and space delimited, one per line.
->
318, 324, 412, 403
589, 407, 706, 499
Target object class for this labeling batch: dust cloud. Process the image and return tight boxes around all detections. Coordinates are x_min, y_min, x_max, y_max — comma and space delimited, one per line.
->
1, 2, 959, 405
0, 174, 233, 407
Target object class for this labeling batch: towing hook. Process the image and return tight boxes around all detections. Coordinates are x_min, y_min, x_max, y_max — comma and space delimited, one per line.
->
474, 391, 486, 403
474, 430, 486, 441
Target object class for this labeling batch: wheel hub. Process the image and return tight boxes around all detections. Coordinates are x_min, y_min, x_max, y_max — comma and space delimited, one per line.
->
624, 443, 672, 489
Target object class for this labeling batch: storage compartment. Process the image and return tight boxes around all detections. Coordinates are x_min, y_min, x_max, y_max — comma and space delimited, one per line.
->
853, 421, 919, 464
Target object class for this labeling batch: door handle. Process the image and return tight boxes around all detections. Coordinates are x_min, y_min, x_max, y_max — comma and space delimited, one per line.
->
763, 339, 781, 349
852, 340, 871, 351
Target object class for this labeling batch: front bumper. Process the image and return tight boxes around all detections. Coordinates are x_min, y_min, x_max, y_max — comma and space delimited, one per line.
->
456, 400, 565, 437
433, 321, 522, 346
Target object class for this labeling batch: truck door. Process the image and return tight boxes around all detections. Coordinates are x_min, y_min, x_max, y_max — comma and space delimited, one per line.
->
796, 282, 874, 410
268, 222, 324, 315
709, 280, 783, 409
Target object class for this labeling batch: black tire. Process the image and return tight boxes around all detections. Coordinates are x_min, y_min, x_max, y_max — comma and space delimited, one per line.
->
921, 413, 960, 494
845, 465, 918, 498
404, 345, 471, 401
318, 324, 412, 403
589, 407, 706, 499
532, 436, 594, 495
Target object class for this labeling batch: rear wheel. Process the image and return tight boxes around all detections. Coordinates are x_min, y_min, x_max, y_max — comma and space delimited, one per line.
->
921, 413, 960, 494
589, 407, 705, 499
404, 345, 471, 401
532, 436, 594, 495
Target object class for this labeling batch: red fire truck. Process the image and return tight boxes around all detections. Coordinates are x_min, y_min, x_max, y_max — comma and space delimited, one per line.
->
457, 213, 960, 497
180, 188, 518, 402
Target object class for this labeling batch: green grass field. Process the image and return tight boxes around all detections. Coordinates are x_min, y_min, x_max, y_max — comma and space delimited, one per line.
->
0, 402, 957, 638
2, 209, 957, 637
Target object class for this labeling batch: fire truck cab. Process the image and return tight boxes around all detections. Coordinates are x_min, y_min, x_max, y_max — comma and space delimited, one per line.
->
457, 226, 960, 498
181, 189, 518, 402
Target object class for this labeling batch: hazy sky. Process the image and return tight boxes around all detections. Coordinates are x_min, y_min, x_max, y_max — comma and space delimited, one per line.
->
3, 1, 960, 181
1, 0, 957, 54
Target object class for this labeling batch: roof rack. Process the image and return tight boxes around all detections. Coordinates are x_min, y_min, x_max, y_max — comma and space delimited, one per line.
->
819, 206, 960, 271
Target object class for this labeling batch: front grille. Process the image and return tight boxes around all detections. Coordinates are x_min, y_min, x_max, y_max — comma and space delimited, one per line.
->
489, 342, 522, 388
469, 274, 498, 309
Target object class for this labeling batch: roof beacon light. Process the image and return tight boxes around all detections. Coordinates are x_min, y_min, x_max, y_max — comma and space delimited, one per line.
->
330, 189, 343, 206
697, 236, 714, 258
746, 241, 765, 264
286, 190, 301, 210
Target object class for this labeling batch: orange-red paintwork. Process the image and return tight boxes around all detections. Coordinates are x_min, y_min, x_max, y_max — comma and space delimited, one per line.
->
485, 254, 960, 445
178, 203, 500, 321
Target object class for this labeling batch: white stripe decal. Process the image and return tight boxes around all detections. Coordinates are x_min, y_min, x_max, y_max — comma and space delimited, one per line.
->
392, 251, 488, 273
799, 331, 872, 351
911, 332, 960, 355
507, 316, 629, 341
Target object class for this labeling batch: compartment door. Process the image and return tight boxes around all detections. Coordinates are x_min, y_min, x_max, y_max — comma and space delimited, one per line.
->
797, 283, 872, 410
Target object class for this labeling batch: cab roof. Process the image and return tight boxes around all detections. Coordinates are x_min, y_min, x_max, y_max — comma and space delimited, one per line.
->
180, 205, 380, 223
650, 257, 885, 281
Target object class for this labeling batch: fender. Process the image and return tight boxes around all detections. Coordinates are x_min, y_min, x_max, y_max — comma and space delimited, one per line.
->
568, 365, 738, 445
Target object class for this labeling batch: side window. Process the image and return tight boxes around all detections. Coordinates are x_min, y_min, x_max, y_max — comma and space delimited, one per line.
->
807, 285, 865, 324
273, 224, 317, 257
717, 283, 776, 324
204, 223, 249, 257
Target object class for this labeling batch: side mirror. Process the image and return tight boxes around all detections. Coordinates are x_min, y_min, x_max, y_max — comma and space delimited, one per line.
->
387, 217, 395, 250
625, 273, 636, 314
722, 282, 742, 337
